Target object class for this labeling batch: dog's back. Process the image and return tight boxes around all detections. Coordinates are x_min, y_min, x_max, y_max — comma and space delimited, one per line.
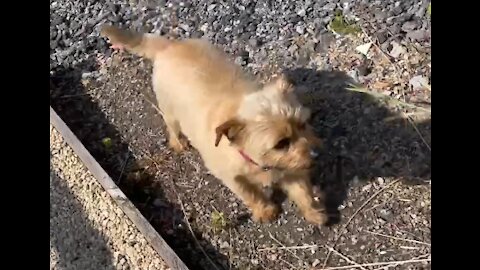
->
151, 39, 256, 154
101, 26, 257, 174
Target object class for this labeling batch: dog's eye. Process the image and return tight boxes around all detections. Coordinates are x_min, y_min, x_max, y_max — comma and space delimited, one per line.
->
274, 138, 290, 150
298, 122, 306, 130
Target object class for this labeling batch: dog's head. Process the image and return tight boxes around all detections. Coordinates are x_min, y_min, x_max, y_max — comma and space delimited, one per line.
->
215, 74, 322, 171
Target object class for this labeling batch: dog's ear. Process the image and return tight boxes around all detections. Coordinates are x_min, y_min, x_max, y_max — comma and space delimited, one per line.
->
215, 118, 245, 147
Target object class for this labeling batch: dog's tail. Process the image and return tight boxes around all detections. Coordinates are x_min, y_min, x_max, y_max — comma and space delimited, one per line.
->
100, 25, 171, 60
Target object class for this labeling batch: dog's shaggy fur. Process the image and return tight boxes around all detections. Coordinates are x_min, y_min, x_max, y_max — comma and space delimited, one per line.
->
101, 25, 328, 224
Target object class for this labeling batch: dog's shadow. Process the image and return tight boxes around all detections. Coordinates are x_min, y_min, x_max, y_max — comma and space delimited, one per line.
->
279, 68, 431, 225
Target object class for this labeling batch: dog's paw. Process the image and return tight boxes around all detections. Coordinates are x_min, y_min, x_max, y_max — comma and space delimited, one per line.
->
252, 203, 279, 223
168, 138, 189, 153
110, 44, 125, 51
303, 207, 328, 225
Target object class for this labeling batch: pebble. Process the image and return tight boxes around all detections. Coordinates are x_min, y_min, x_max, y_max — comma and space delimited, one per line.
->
401, 20, 419, 32
409, 75, 429, 90
375, 30, 388, 44
220, 241, 230, 249
50, 0, 430, 73
296, 25, 305, 34
406, 29, 429, 42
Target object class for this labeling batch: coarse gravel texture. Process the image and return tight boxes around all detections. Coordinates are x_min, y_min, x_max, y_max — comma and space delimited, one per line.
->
50, 0, 431, 269
50, 125, 169, 270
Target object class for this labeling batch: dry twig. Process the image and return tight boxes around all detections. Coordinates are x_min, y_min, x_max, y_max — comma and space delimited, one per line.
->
325, 245, 367, 270
142, 94, 164, 117
345, 86, 431, 113
406, 114, 431, 152
370, 254, 430, 270
318, 257, 430, 270
258, 244, 319, 252
268, 232, 303, 262
321, 180, 401, 268
146, 153, 221, 270
365, 231, 431, 246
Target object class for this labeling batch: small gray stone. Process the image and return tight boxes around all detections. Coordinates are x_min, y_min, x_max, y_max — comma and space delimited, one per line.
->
379, 208, 393, 221
297, 8, 306, 17
248, 38, 260, 47
389, 24, 402, 34
314, 33, 334, 54
324, 3, 336, 12
392, 5, 403, 16
409, 75, 429, 90
376, 30, 388, 44
406, 30, 429, 42
401, 20, 419, 32
375, 11, 388, 21
296, 25, 305, 35
220, 241, 230, 249
347, 70, 359, 82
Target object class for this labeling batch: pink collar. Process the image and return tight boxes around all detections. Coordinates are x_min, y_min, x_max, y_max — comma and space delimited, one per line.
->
238, 150, 271, 171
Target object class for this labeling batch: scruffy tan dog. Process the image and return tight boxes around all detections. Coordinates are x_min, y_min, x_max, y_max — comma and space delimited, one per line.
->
101, 25, 328, 225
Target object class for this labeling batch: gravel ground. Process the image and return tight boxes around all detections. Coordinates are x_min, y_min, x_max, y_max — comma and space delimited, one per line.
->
50, 0, 430, 269
50, 125, 169, 270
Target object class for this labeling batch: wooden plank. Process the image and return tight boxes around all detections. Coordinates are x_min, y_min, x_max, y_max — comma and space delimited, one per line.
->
50, 106, 189, 270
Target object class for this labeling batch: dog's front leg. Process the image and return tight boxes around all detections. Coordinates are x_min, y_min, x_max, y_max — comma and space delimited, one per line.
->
281, 175, 328, 225
229, 175, 279, 223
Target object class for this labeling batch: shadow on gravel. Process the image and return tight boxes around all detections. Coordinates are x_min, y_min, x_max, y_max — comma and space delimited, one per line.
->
50, 169, 116, 270
284, 68, 431, 225
50, 59, 231, 270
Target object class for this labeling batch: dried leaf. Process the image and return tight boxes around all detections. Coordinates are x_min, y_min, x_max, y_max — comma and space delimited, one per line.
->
355, 42, 373, 57
409, 75, 430, 90
389, 41, 406, 58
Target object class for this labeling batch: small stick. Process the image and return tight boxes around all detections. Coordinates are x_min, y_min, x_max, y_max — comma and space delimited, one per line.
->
116, 153, 130, 184
146, 153, 221, 270
359, 24, 409, 104
325, 245, 367, 270
365, 231, 431, 246
57, 93, 90, 99
318, 258, 430, 270
370, 254, 431, 270
345, 86, 431, 113
268, 232, 303, 262
279, 256, 298, 270
258, 244, 319, 252
400, 246, 421, 250
142, 94, 165, 117
174, 183, 221, 270
321, 180, 401, 268
406, 114, 431, 152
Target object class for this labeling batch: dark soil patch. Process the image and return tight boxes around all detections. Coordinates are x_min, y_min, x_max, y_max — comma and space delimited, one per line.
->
50, 52, 430, 270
